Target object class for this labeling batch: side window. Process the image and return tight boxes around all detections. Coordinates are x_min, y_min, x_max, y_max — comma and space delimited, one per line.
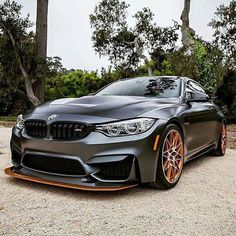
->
186, 81, 206, 94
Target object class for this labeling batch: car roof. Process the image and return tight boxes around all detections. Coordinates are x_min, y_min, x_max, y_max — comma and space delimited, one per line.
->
118, 76, 184, 82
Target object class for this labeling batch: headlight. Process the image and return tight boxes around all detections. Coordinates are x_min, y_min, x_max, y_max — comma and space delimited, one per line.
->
16, 114, 24, 130
95, 118, 156, 137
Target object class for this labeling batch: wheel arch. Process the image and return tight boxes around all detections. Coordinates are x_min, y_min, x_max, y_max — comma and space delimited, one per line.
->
166, 118, 185, 138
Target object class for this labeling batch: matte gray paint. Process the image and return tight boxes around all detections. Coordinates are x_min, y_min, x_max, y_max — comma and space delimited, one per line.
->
10, 77, 225, 187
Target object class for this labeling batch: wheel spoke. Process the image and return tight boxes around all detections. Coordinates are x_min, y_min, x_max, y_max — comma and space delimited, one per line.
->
166, 166, 172, 180
174, 161, 181, 172
162, 129, 184, 184
166, 138, 171, 149
172, 150, 183, 159
174, 143, 182, 152
163, 153, 169, 158
163, 159, 169, 170
172, 134, 178, 147
163, 150, 169, 155
169, 134, 173, 147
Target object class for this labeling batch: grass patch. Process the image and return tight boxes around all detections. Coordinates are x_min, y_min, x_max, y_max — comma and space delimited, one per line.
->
0, 116, 17, 122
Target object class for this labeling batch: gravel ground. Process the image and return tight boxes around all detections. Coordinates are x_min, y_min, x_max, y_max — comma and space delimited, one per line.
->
0, 128, 235, 236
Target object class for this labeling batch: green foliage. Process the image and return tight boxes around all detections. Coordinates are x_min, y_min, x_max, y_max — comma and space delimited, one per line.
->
209, 0, 236, 69
0, 0, 65, 86
0, 73, 30, 115
153, 40, 220, 96
0, 0, 33, 36
0, 116, 17, 122
0, 0, 235, 125
193, 41, 216, 96
0, 0, 65, 114
46, 70, 101, 100
216, 70, 236, 122
90, 0, 178, 71
0, 0, 40, 83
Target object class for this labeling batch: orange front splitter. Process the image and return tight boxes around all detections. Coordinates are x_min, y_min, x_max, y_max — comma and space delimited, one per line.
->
4, 167, 138, 192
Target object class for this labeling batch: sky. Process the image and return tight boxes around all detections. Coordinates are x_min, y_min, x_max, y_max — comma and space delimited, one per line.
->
1, 0, 231, 70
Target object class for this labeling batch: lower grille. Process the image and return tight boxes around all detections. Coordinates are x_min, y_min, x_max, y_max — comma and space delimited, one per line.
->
22, 154, 86, 176
95, 156, 134, 180
25, 120, 47, 138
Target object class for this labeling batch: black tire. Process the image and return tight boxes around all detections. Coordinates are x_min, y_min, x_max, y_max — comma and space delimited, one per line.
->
211, 123, 227, 156
148, 124, 184, 190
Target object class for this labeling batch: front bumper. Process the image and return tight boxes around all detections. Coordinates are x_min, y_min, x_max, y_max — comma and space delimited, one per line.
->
4, 167, 138, 191
5, 119, 166, 191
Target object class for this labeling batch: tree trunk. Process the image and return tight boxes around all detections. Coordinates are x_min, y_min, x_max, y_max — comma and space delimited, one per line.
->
133, 37, 153, 76
145, 58, 153, 77
19, 64, 42, 107
34, 0, 48, 103
181, 0, 195, 47
0, 22, 41, 106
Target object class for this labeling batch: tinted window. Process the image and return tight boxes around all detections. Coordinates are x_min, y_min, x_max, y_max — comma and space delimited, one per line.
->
186, 81, 206, 93
96, 77, 181, 98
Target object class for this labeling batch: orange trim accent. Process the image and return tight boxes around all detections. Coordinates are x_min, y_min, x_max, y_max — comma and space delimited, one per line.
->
4, 167, 138, 192
153, 135, 160, 151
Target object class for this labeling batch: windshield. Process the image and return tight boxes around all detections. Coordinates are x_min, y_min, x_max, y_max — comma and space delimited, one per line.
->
96, 77, 181, 98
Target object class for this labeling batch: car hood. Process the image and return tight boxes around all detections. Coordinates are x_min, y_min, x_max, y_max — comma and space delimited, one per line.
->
25, 96, 179, 123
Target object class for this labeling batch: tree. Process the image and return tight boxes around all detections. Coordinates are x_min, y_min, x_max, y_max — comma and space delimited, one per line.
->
0, 0, 61, 109
209, 0, 236, 70
46, 70, 101, 100
216, 70, 236, 122
34, 0, 49, 103
90, 0, 178, 76
0, 0, 41, 106
180, 0, 195, 48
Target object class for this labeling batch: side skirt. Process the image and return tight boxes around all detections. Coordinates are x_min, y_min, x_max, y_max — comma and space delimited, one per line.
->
184, 143, 216, 163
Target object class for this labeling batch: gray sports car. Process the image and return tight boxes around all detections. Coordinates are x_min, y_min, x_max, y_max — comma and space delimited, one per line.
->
5, 76, 227, 191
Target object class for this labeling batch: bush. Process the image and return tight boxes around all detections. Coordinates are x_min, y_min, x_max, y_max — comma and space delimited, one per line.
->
216, 70, 236, 123
0, 54, 235, 124
46, 70, 101, 100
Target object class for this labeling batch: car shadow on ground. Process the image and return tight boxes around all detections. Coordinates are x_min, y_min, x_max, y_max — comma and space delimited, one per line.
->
183, 154, 217, 172
5, 153, 220, 200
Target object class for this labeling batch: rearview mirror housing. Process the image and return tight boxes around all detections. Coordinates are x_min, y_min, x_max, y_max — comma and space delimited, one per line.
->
185, 91, 209, 103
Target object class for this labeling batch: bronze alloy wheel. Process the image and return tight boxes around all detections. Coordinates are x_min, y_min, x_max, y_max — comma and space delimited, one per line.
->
162, 129, 184, 184
221, 124, 227, 154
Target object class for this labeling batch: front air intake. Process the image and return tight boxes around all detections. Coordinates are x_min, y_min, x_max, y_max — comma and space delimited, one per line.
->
22, 153, 86, 176
94, 156, 134, 181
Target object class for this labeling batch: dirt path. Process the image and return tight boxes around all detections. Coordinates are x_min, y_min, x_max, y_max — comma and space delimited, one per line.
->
0, 128, 235, 236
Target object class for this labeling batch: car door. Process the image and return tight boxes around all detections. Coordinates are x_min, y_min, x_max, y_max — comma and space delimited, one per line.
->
184, 80, 218, 155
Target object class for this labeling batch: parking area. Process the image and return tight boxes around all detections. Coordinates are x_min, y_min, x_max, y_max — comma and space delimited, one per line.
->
0, 128, 235, 235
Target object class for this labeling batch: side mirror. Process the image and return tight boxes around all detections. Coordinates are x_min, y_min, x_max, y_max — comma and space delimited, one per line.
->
185, 91, 209, 103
